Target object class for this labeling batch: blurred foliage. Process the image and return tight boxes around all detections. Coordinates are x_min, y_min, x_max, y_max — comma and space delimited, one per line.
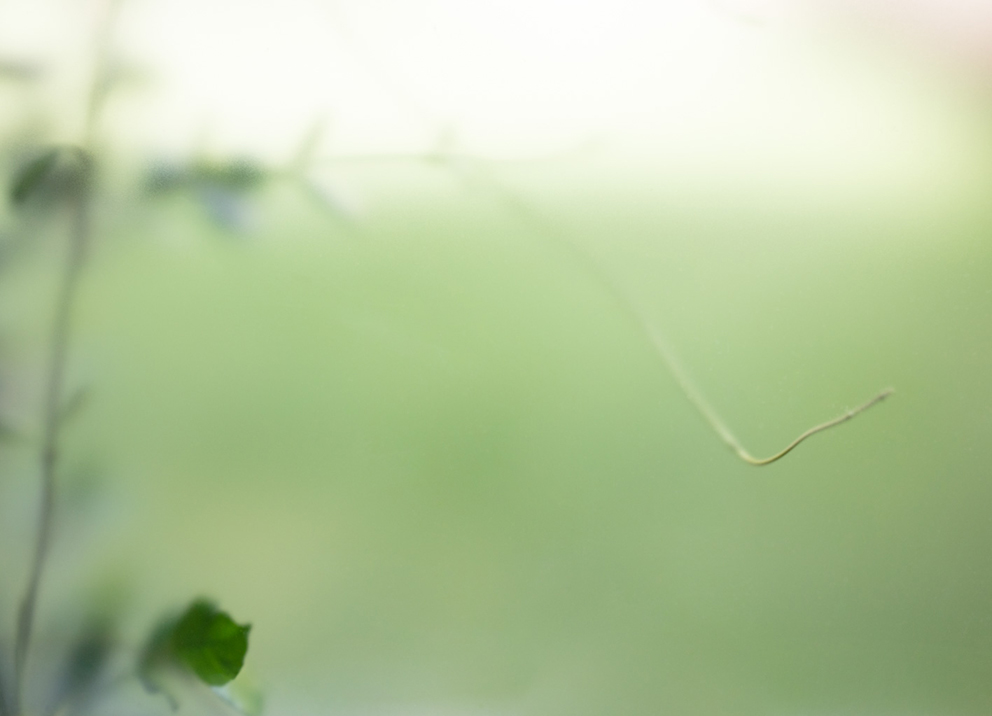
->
141, 600, 251, 702
2, 2, 992, 716
0, 8, 255, 716
10, 147, 93, 209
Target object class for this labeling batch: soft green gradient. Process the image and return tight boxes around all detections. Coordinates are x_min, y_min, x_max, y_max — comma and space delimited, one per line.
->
19, 145, 985, 716
2, 3, 992, 714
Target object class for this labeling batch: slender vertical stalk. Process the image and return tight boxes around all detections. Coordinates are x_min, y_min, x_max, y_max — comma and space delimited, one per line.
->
10, 3, 119, 712
11, 182, 91, 716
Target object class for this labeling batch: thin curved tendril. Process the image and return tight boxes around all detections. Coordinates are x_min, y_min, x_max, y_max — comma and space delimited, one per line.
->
444, 155, 893, 466
646, 326, 893, 465
287, 8, 895, 464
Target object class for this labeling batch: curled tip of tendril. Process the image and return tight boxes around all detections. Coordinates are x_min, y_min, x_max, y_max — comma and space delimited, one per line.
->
734, 387, 893, 466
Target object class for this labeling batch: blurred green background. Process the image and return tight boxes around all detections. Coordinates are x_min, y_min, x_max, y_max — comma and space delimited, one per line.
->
3, 1, 992, 715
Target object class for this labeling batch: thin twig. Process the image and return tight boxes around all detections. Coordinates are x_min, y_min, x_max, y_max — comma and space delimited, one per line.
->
13, 180, 91, 716
443, 154, 892, 466
297, 0, 891, 463
11, 3, 120, 713
645, 325, 893, 465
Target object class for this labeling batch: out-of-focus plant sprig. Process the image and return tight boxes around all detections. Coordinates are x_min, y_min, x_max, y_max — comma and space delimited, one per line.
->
0, 3, 255, 716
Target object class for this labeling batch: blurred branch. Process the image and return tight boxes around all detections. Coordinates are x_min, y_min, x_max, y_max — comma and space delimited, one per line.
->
435, 150, 892, 466
276, 112, 894, 465
12, 3, 121, 714
13, 154, 93, 716
289, 3, 896, 462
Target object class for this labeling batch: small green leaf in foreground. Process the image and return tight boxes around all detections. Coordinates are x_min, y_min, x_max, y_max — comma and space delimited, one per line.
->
140, 599, 250, 692
172, 600, 251, 686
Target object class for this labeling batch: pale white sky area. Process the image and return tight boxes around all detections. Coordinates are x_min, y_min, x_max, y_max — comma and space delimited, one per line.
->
0, 0, 989, 195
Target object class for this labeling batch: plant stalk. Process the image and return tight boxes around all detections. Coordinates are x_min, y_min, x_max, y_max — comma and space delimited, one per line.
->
447, 154, 891, 466
10, 2, 118, 710
11, 184, 91, 716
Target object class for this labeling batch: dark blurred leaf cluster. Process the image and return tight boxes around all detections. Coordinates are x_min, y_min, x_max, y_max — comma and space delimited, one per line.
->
10, 146, 93, 209
145, 158, 268, 232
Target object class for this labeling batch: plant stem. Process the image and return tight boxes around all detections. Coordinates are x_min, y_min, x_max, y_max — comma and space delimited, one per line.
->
643, 326, 893, 465
10, 2, 119, 711
446, 155, 892, 466
12, 183, 91, 716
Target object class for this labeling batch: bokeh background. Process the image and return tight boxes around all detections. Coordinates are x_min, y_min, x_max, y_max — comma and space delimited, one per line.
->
2, 0, 992, 714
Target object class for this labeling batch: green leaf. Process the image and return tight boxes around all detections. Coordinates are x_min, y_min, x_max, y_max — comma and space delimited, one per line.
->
171, 600, 251, 686
11, 148, 60, 205
9, 147, 92, 208
140, 599, 251, 693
